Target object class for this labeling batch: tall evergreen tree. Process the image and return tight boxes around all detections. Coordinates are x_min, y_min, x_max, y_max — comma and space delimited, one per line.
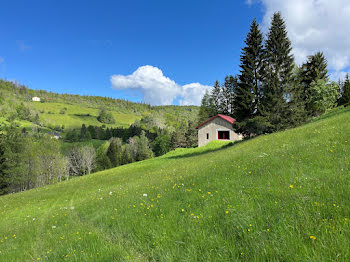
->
300, 52, 329, 115
342, 73, 350, 106
260, 12, 294, 131
211, 80, 222, 114
222, 75, 237, 116
198, 90, 215, 123
233, 18, 264, 134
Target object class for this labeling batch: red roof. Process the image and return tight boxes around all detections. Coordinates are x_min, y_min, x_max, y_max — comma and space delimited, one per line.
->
195, 114, 236, 129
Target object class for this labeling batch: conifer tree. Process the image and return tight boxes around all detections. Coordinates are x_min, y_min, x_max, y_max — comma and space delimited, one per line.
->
342, 73, 350, 106
260, 12, 294, 131
300, 51, 329, 115
198, 90, 215, 123
211, 80, 222, 114
222, 75, 237, 116
233, 18, 264, 134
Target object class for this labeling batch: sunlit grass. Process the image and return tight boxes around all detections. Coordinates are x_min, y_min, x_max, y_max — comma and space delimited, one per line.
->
1, 107, 350, 261
32, 102, 141, 129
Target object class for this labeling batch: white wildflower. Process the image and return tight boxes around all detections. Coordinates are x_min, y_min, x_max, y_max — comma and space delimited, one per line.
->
143, 194, 147, 197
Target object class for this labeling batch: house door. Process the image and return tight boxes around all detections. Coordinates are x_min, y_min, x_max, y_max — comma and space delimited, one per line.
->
218, 131, 230, 140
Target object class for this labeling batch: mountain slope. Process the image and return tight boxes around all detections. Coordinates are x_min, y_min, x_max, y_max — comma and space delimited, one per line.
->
0, 107, 350, 261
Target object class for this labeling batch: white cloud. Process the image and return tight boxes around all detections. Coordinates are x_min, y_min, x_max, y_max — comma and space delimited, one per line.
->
110, 65, 211, 106
255, 0, 350, 76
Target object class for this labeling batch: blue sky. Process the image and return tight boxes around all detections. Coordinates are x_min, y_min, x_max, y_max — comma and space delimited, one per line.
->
1, 0, 349, 105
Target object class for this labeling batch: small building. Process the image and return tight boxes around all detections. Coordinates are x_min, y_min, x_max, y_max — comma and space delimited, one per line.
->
196, 114, 242, 147
50, 132, 61, 140
32, 96, 41, 102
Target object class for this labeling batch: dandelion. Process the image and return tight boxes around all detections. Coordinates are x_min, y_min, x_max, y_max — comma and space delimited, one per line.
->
248, 229, 251, 232
37, 258, 41, 261
267, 229, 270, 232
109, 191, 113, 196
181, 209, 185, 212
289, 185, 294, 189
225, 210, 229, 214
310, 235, 316, 240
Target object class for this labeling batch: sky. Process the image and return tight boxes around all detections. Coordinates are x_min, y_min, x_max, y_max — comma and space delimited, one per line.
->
1, 0, 350, 105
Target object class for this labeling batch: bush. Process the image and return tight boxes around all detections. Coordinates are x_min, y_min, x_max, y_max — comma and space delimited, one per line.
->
97, 108, 115, 124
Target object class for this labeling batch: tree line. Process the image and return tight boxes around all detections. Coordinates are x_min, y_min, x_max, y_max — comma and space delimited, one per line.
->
199, 13, 349, 136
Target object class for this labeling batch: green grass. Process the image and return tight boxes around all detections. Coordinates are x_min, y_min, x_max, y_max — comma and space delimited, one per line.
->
1, 107, 350, 261
32, 102, 140, 129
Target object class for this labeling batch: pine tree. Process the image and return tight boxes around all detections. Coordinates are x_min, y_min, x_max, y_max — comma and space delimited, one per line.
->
198, 90, 215, 123
300, 52, 329, 115
260, 12, 294, 131
342, 73, 350, 106
233, 18, 264, 135
222, 75, 237, 116
211, 80, 222, 114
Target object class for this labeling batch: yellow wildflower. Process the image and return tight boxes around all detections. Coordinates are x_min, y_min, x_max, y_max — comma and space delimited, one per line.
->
289, 184, 294, 189
310, 235, 316, 240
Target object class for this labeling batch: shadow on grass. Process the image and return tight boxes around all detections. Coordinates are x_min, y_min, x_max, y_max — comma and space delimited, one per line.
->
165, 139, 249, 160
307, 106, 350, 124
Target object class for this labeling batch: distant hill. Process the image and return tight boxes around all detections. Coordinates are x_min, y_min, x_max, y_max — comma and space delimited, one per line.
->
0, 79, 200, 131
0, 106, 349, 261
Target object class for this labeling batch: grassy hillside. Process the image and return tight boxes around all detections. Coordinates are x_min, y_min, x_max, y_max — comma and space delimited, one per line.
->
31, 102, 140, 129
0, 79, 199, 131
1, 107, 350, 261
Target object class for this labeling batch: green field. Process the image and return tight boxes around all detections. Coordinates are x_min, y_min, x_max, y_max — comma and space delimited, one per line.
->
1, 107, 350, 261
32, 102, 140, 129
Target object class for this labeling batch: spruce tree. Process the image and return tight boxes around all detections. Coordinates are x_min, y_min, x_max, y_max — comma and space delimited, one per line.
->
300, 51, 329, 115
198, 90, 215, 123
222, 75, 237, 116
260, 12, 294, 131
211, 80, 222, 114
233, 18, 264, 135
343, 73, 350, 106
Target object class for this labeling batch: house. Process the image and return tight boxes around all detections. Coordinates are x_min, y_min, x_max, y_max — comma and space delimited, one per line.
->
50, 132, 61, 140
32, 96, 41, 102
196, 114, 242, 147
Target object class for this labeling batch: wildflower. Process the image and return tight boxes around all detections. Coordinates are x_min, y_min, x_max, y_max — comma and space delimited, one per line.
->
207, 192, 211, 195
109, 191, 113, 196
52, 226, 56, 229
225, 210, 229, 214
249, 224, 252, 227
310, 235, 316, 240
248, 229, 251, 232
143, 193, 147, 197
33, 218, 36, 221
267, 229, 270, 232
37, 258, 41, 261
289, 185, 294, 189
181, 209, 185, 212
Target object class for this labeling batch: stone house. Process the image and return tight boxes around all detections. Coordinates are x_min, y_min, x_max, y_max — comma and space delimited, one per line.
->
196, 114, 242, 147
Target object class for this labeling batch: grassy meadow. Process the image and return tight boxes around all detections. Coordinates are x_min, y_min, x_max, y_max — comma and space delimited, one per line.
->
32, 102, 141, 129
0, 107, 350, 261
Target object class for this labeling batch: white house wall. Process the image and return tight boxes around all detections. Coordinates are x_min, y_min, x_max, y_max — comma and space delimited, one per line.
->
197, 117, 241, 147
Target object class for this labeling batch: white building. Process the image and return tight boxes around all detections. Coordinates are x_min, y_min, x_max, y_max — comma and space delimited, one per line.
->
32, 97, 41, 102
196, 114, 242, 147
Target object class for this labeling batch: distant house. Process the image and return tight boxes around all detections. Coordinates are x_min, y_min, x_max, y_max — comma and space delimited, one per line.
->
196, 114, 242, 147
32, 96, 41, 102
50, 132, 61, 140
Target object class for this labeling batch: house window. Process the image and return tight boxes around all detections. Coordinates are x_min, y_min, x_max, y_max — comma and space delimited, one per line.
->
206, 133, 209, 139
218, 131, 230, 140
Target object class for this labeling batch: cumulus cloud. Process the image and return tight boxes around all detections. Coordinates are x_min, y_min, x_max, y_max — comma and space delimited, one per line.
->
110, 65, 211, 106
255, 0, 350, 76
